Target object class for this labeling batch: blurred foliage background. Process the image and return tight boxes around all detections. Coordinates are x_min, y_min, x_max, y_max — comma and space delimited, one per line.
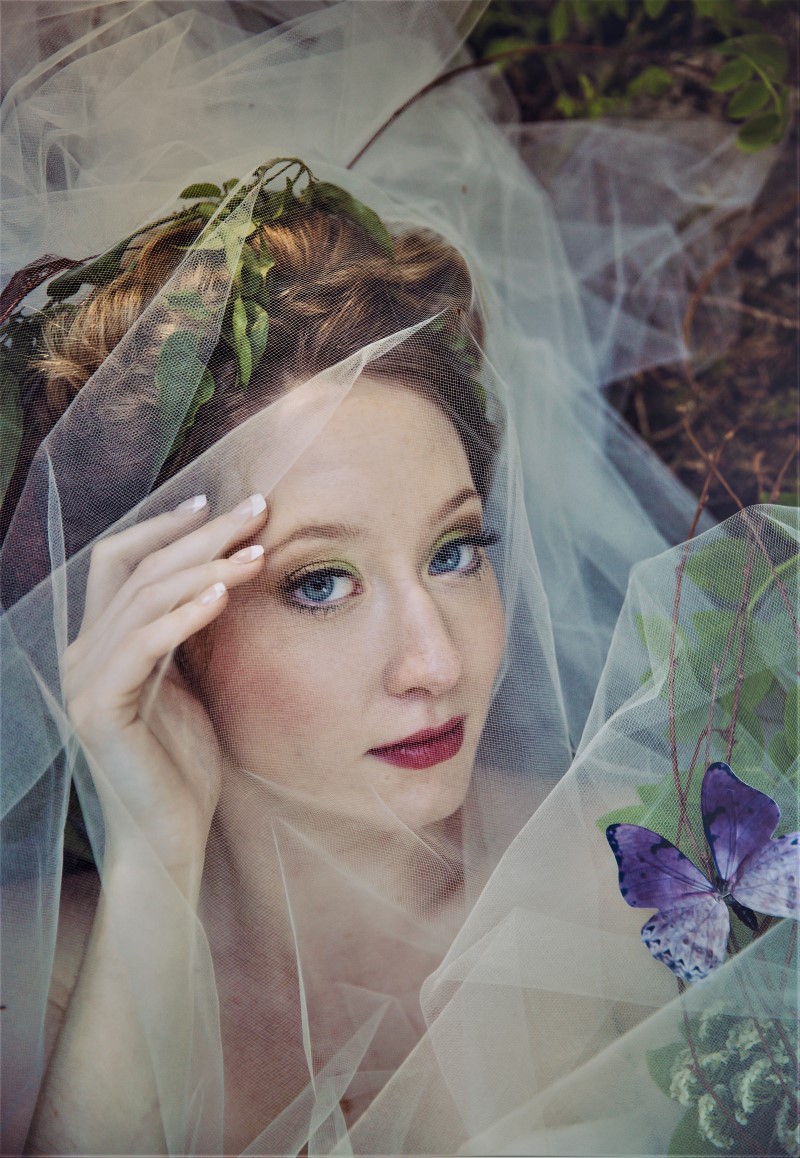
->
467, 0, 798, 527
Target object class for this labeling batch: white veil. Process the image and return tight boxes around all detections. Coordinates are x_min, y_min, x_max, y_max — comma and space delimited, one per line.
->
2, 4, 795, 1156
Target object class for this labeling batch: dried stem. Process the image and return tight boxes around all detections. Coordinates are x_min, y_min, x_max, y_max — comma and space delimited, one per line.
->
349, 40, 669, 171
767, 437, 800, 504
723, 550, 756, 764
682, 192, 799, 351
701, 294, 800, 331
667, 542, 707, 866
682, 419, 745, 513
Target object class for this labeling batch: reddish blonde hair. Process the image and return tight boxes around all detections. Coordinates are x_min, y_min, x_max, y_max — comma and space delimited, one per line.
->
39, 207, 499, 498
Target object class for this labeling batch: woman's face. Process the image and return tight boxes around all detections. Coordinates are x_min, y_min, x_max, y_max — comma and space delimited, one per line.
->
193, 377, 505, 830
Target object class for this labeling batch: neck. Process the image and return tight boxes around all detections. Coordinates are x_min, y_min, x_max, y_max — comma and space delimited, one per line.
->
201, 762, 466, 965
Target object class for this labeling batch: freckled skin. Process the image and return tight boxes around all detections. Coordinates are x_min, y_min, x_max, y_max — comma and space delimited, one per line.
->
187, 378, 506, 831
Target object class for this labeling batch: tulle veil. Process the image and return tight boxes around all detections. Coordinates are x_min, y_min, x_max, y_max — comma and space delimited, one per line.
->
1, 3, 796, 1155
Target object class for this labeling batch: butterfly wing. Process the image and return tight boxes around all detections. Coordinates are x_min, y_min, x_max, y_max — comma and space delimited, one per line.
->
731, 831, 800, 920
606, 823, 714, 908
606, 823, 729, 982
641, 898, 730, 983
702, 762, 780, 884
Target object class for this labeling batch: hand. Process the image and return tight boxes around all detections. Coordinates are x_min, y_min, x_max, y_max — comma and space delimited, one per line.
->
62, 492, 268, 887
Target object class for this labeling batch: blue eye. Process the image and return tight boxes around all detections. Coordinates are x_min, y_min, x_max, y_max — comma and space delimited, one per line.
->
429, 532, 498, 576
429, 540, 477, 575
288, 569, 357, 609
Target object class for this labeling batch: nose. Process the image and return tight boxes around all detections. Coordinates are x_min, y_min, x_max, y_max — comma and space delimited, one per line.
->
383, 585, 462, 698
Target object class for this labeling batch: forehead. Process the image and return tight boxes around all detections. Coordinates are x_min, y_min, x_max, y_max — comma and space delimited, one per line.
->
249, 378, 475, 526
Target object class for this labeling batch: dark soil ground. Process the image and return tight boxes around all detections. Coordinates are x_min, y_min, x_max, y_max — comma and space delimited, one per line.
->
470, 0, 799, 530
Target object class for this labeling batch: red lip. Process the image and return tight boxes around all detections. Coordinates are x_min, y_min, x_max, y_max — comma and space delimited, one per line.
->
368, 717, 465, 770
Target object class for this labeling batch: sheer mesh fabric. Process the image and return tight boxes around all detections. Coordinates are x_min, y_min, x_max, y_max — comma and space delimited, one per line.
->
1, 4, 794, 1156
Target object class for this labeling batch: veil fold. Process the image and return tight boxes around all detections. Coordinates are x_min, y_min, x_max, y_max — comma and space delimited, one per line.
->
1, 4, 794, 1156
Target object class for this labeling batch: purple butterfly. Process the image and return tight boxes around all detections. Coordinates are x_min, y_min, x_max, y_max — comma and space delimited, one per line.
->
606, 762, 799, 983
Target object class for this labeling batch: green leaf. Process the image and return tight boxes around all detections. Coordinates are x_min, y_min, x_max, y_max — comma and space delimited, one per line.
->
644, 0, 669, 18
163, 289, 213, 322
768, 731, 793, 776
236, 336, 253, 388
179, 182, 223, 200
155, 329, 200, 388
667, 1107, 721, 1155
636, 613, 690, 668
734, 34, 788, 81
222, 178, 240, 193
784, 684, 798, 753
555, 92, 579, 118
607, 0, 628, 19
231, 295, 247, 345
196, 217, 257, 271
247, 304, 270, 372
155, 330, 211, 446
596, 803, 649, 832
710, 57, 754, 92
728, 712, 765, 767
647, 1040, 687, 1098
685, 538, 771, 606
190, 202, 222, 221
726, 79, 770, 120
629, 65, 674, 98
636, 783, 662, 806
694, 0, 736, 29
737, 111, 783, 152
174, 369, 215, 448
549, 0, 570, 44
47, 239, 132, 299
573, 0, 593, 23
311, 182, 394, 257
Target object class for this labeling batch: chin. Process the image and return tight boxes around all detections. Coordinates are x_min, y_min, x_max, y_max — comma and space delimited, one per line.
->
373, 756, 474, 831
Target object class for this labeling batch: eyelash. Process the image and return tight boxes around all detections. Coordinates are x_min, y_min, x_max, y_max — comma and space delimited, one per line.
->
281, 530, 499, 615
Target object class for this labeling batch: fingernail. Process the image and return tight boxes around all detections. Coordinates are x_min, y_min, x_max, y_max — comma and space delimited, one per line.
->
232, 544, 264, 564
198, 582, 226, 605
234, 493, 266, 521
174, 494, 207, 514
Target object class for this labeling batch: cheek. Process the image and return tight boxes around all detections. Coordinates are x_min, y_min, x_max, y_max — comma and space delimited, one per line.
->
462, 573, 506, 692
198, 616, 360, 745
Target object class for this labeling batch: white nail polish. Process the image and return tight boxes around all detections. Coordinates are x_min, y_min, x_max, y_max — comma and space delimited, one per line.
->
175, 494, 208, 514
236, 493, 266, 520
233, 544, 265, 563
199, 582, 226, 605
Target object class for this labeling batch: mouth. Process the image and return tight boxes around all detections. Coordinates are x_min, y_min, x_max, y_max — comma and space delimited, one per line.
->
367, 717, 465, 771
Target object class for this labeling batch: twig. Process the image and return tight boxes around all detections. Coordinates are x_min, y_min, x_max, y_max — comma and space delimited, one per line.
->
723, 550, 755, 764
738, 507, 800, 641
632, 386, 653, 443
667, 542, 707, 867
685, 426, 732, 540
349, 40, 662, 170
701, 294, 800, 332
767, 437, 800, 504
682, 193, 800, 351
682, 419, 746, 513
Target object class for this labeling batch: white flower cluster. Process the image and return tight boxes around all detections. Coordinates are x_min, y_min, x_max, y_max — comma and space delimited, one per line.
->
666, 1015, 799, 1155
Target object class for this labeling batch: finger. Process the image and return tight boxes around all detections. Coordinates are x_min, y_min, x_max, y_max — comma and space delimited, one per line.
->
83, 493, 267, 630
74, 546, 265, 676
83, 495, 210, 626
70, 582, 231, 734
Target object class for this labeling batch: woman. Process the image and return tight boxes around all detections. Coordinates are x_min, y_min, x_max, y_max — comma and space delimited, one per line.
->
2, 4, 796, 1155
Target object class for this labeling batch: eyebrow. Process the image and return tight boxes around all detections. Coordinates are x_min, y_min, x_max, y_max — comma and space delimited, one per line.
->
266, 486, 481, 557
